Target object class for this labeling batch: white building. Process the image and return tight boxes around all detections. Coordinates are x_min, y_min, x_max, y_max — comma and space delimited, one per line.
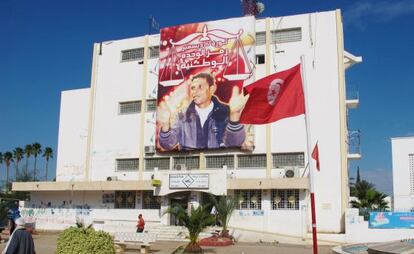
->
392, 136, 414, 211
13, 9, 363, 240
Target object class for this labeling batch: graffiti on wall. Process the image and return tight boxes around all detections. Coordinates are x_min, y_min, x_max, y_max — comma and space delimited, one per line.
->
20, 206, 92, 226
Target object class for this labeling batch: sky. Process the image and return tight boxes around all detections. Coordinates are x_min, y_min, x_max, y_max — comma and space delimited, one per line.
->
1, 0, 413, 195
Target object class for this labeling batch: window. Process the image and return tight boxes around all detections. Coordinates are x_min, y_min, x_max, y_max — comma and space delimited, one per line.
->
142, 191, 161, 209
410, 154, 414, 193
206, 155, 234, 169
271, 189, 299, 210
149, 46, 159, 58
116, 158, 139, 171
256, 54, 265, 64
146, 99, 157, 112
121, 48, 145, 62
272, 153, 305, 168
235, 190, 261, 210
115, 191, 136, 208
173, 156, 199, 170
119, 101, 141, 114
255, 32, 266, 46
238, 154, 266, 169
271, 28, 302, 44
145, 157, 170, 170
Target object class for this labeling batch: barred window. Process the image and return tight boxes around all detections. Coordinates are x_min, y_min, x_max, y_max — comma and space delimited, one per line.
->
272, 153, 305, 168
142, 191, 161, 209
115, 191, 136, 209
235, 190, 262, 210
146, 99, 157, 112
255, 32, 266, 46
271, 189, 299, 210
119, 101, 141, 114
121, 48, 144, 62
149, 46, 160, 58
238, 154, 266, 169
116, 158, 139, 171
206, 155, 234, 169
173, 156, 199, 170
145, 157, 170, 170
271, 28, 302, 44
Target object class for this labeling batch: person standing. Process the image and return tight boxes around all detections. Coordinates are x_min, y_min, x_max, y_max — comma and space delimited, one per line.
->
136, 214, 145, 233
2, 217, 35, 254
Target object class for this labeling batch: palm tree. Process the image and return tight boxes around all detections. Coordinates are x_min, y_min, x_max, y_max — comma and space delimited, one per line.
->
3, 152, 14, 191
164, 204, 215, 253
43, 147, 53, 181
31, 142, 42, 181
0, 152, 3, 189
208, 194, 238, 238
24, 144, 32, 177
13, 147, 24, 179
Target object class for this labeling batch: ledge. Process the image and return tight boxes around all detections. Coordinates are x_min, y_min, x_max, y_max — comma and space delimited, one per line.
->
12, 180, 153, 191
226, 178, 309, 190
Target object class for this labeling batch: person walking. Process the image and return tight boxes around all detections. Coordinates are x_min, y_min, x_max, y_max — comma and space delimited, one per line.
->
136, 214, 145, 233
2, 217, 35, 254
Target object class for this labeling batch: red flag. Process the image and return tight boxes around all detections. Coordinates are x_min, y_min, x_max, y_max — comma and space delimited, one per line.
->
240, 64, 305, 124
312, 143, 320, 171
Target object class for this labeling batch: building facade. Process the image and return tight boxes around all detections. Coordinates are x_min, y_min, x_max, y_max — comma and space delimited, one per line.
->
392, 136, 414, 211
14, 10, 362, 238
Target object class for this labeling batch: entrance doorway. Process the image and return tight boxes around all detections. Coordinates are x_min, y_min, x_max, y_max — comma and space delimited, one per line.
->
169, 192, 190, 226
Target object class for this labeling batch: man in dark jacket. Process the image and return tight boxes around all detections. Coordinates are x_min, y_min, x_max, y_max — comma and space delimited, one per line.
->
2, 218, 35, 254
158, 72, 248, 151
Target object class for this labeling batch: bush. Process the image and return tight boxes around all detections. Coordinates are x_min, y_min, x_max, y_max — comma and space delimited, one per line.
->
56, 227, 115, 254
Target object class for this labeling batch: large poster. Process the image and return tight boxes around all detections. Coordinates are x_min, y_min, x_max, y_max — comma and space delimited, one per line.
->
156, 17, 255, 152
369, 212, 414, 229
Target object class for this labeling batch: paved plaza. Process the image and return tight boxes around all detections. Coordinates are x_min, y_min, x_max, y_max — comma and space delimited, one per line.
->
0, 232, 334, 254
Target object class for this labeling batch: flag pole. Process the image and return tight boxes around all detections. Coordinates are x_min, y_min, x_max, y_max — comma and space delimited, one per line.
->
300, 55, 318, 254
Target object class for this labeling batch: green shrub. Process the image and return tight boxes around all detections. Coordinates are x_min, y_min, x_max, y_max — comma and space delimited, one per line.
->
56, 226, 115, 254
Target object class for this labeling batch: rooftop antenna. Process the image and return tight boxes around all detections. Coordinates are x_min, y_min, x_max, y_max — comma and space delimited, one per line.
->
148, 15, 160, 35
241, 0, 265, 17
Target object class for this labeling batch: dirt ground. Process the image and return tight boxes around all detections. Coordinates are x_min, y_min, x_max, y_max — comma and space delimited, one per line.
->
0, 232, 334, 254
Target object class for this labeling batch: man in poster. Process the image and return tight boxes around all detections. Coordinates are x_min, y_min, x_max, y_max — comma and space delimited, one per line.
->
158, 72, 248, 151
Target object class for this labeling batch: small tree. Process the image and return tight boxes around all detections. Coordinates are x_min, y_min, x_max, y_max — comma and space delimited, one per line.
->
164, 204, 215, 253
31, 143, 42, 181
208, 194, 238, 238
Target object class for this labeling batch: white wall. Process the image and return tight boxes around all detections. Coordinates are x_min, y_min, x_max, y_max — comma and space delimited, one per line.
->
392, 137, 414, 211
55, 10, 347, 234
56, 88, 90, 181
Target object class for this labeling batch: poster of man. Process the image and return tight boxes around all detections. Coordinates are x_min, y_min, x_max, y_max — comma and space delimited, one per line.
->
157, 17, 256, 152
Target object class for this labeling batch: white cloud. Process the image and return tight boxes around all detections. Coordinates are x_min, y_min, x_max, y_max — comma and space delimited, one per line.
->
344, 0, 414, 29
362, 168, 393, 195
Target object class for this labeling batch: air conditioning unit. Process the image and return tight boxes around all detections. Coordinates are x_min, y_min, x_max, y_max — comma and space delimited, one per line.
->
145, 146, 155, 154
107, 176, 118, 181
175, 164, 187, 171
284, 167, 299, 178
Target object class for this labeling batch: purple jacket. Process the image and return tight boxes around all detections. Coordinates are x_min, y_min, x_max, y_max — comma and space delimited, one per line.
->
159, 96, 245, 151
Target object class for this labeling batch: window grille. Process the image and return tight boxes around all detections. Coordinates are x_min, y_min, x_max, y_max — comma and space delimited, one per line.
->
410, 154, 414, 193
255, 32, 266, 46
173, 156, 199, 170
271, 189, 299, 210
149, 46, 160, 58
142, 191, 161, 209
116, 158, 139, 171
206, 155, 234, 169
272, 153, 305, 168
271, 28, 302, 44
238, 154, 266, 169
119, 101, 141, 114
145, 157, 170, 170
121, 48, 145, 62
146, 99, 157, 112
256, 54, 265, 64
115, 191, 136, 209
235, 190, 262, 210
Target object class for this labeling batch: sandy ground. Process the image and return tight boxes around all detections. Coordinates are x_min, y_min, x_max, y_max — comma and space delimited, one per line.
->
0, 232, 334, 254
